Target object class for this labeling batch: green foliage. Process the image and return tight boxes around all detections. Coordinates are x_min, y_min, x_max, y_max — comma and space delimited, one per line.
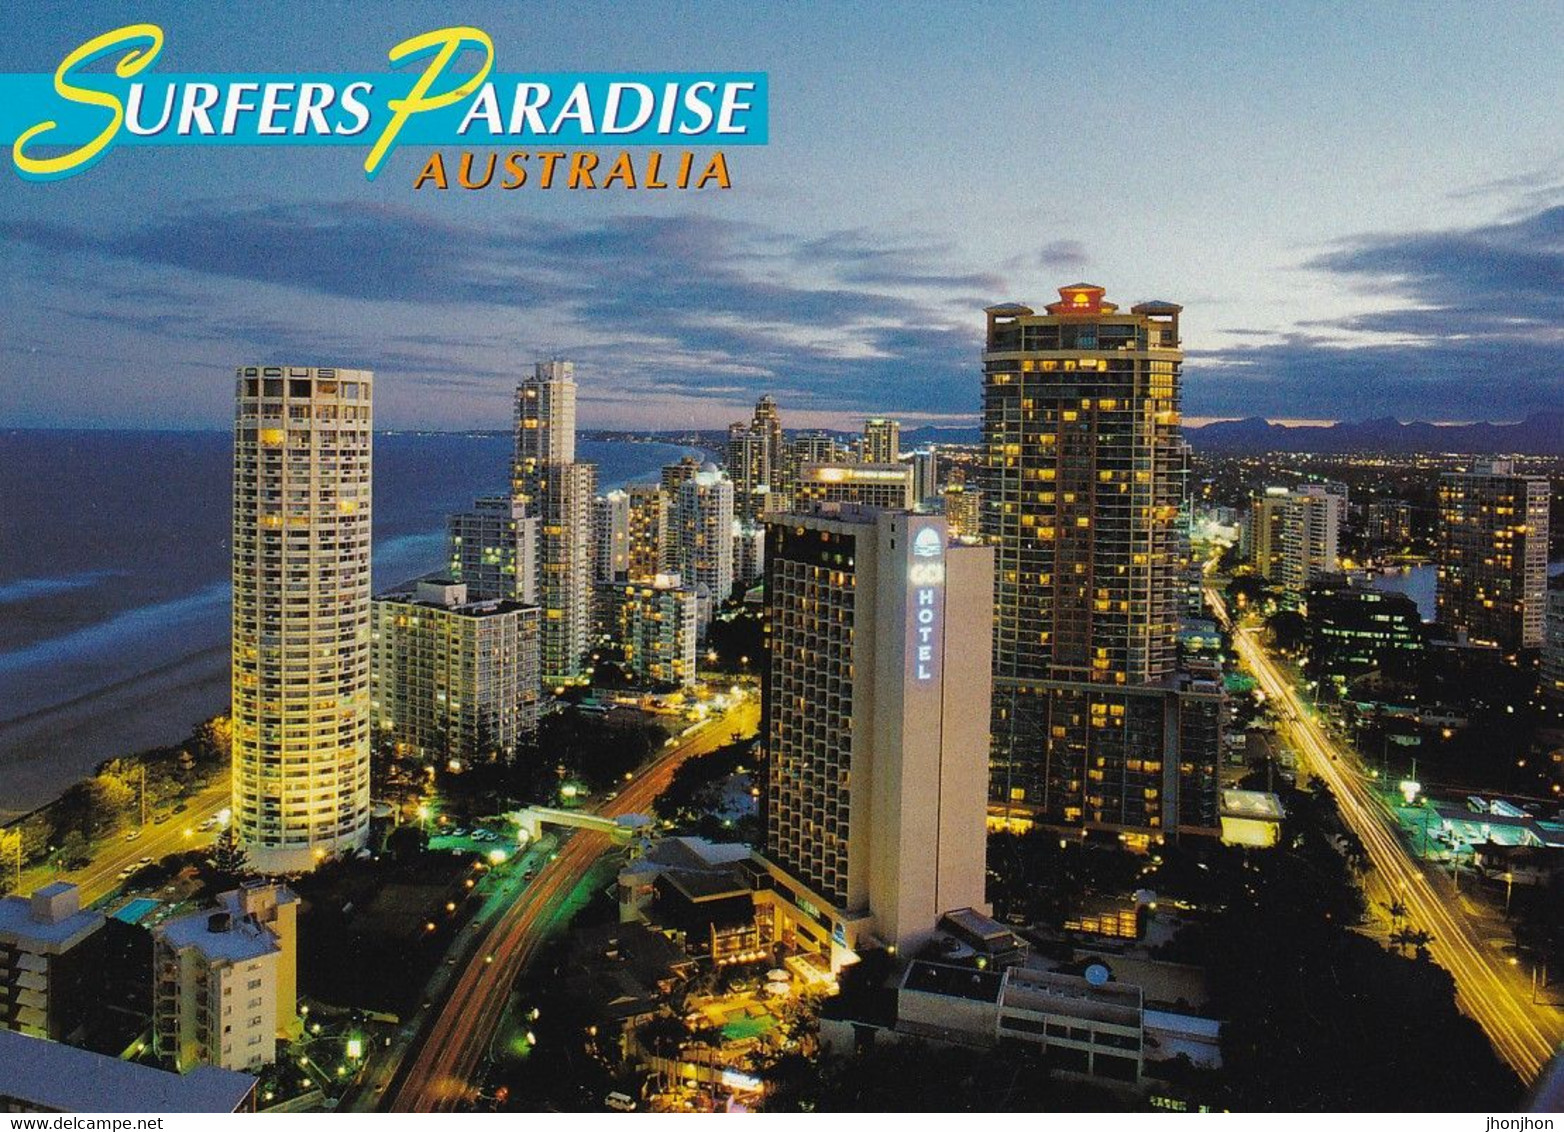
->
1157, 785, 1519, 1111
1265, 609, 1308, 653
653, 737, 757, 821
704, 602, 765, 676
986, 830, 1144, 927
534, 711, 664, 792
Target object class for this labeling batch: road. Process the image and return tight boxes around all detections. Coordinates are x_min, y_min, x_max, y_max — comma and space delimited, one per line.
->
1208, 582, 1562, 1083
17, 778, 230, 905
385, 698, 761, 1112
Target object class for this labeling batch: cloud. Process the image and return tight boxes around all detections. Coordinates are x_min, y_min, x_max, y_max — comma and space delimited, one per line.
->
1037, 239, 1088, 268
1188, 202, 1564, 421
1, 204, 1008, 422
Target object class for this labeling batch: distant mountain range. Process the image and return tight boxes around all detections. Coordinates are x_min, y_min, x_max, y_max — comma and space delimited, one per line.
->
1185, 411, 1564, 455
894, 414, 1564, 455
612, 410, 1564, 457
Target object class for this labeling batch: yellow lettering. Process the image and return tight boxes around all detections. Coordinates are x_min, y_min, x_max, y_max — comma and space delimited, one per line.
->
601, 151, 636, 188
412, 151, 448, 189
536, 151, 565, 188
365, 26, 494, 179
501, 151, 527, 189
14, 24, 164, 179
567, 151, 598, 188
696, 151, 731, 189
644, 151, 666, 189
458, 150, 496, 188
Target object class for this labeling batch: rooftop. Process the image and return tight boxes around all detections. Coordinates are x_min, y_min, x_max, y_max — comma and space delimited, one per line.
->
0, 885, 104, 954
0, 1030, 256, 1112
1220, 790, 1286, 820
155, 906, 280, 965
901, 960, 1003, 1004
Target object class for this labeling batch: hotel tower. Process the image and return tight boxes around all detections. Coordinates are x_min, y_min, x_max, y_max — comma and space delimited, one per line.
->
759, 508, 994, 958
231, 366, 373, 873
982, 287, 1221, 841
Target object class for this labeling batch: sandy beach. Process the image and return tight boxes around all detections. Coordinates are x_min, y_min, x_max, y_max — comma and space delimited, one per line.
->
0, 643, 230, 822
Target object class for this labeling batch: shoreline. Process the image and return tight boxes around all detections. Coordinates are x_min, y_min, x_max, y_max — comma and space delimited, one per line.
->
0, 643, 229, 822
0, 437, 704, 820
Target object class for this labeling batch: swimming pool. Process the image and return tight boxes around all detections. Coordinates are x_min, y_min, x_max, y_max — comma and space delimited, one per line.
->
112, 897, 160, 924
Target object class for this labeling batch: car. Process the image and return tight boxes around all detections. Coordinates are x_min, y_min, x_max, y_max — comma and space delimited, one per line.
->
138, 857, 154, 867
124, 829, 142, 842
117, 867, 135, 880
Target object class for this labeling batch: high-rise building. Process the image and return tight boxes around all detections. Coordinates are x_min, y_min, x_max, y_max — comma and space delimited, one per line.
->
796, 462, 915, 510
153, 884, 298, 1073
1243, 484, 1345, 594
671, 465, 735, 628
0, 883, 105, 1040
513, 359, 576, 464
1366, 499, 1414, 549
604, 573, 699, 688
863, 417, 901, 464
594, 490, 631, 582
788, 431, 845, 487
1304, 583, 1424, 680
1542, 578, 1564, 700
942, 483, 983, 540
759, 509, 993, 958
447, 495, 538, 603
982, 288, 1221, 840
751, 394, 787, 497
370, 580, 541, 764
232, 365, 372, 874
512, 361, 596, 682
726, 421, 770, 523
1171, 439, 1204, 618
724, 396, 789, 518
1436, 460, 1550, 653
661, 455, 704, 495
733, 521, 766, 587
908, 447, 939, 506
625, 483, 671, 581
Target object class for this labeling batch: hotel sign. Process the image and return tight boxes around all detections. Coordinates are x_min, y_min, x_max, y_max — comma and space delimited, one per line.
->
908, 524, 944, 683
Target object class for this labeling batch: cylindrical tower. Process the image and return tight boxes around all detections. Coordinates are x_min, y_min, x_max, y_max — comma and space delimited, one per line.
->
232, 365, 373, 873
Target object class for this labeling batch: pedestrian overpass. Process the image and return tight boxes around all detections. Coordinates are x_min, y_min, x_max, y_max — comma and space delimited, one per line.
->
511, 806, 654, 845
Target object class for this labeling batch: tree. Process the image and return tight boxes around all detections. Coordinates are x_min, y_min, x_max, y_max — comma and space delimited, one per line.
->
209, 828, 252, 885
189, 717, 232, 766
1226, 573, 1275, 610
1390, 926, 1434, 961
1266, 609, 1308, 654
0, 829, 21, 895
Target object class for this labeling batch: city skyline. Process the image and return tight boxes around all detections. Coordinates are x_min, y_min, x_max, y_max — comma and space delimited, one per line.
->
1, 4, 1562, 1115
4, 4, 1564, 431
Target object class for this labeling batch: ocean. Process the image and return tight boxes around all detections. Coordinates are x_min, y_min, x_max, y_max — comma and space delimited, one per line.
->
0, 430, 701, 819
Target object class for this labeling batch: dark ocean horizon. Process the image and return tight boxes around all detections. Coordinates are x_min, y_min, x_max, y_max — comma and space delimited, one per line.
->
0, 429, 703, 818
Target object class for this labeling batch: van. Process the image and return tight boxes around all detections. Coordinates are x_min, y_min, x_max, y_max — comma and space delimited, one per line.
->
604, 1092, 636, 1112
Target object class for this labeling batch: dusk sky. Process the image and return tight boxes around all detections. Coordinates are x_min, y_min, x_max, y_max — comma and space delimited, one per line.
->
2, 2, 1562, 431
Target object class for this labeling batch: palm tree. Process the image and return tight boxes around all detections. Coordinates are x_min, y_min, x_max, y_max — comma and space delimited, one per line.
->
1389, 925, 1433, 959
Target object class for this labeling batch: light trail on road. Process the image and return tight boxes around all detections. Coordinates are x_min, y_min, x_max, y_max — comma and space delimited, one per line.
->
387, 699, 760, 1112
1210, 583, 1560, 1083
20, 780, 230, 905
